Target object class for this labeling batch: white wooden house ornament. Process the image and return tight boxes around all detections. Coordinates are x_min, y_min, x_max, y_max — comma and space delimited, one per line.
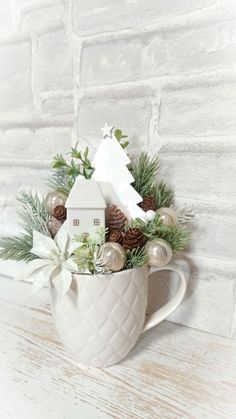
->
66, 178, 106, 239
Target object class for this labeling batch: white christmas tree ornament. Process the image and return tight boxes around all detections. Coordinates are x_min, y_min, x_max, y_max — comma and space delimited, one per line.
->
92, 124, 146, 220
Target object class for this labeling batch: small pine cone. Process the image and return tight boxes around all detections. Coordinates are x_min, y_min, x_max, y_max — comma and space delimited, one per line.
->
53, 205, 67, 220
48, 216, 63, 238
139, 196, 156, 212
123, 228, 147, 249
109, 230, 124, 245
107, 205, 127, 231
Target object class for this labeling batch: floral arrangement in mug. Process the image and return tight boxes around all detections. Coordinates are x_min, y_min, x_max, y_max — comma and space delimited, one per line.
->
0, 124, 193, 294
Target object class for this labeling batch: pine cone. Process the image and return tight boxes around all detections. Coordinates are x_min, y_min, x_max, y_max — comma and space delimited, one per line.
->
53, 205, 67, 220
48, 216, 63, 238
106, 205, 127, 231
109, 230, 124, 245
123, 228, 147, 249
139, 196, 156, 212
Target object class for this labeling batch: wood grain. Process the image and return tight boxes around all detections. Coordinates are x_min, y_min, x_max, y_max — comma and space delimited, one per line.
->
0, 275, 236, 419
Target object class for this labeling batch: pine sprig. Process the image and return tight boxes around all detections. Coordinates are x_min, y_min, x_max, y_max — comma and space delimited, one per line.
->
128, 214, 191, 253
131, 152, 159, 198
125, 247, 148, 269
155, 181, 174, 209
0, 233, 37, 262
175, 205, 195, 225
47, 167, 73, 194
158, 226, 191, 252
17, 191, 50, 237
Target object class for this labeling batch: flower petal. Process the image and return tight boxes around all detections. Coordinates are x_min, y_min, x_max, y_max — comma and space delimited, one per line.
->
54, 221, 69, 254
31, 265, 55, 294
62, 258, 78, 272
15, 258, 51, 281
52, 267, 72, 295
31, 230, 58, 259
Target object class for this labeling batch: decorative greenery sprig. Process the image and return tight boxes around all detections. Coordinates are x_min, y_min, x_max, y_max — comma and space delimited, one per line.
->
126, 214, 191, 253
155, 181, 174, 209
114, 129, 129, 149
125, 247, 148, 270
131, 152, 159, 197
47, 142, 94, 194
17, 191, 50, 237
0, 232, 36, 262
73, 228, 110, 274
0, 191, 50, 262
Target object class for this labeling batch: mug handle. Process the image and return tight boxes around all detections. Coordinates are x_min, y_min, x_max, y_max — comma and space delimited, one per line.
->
142, 263, 187, 333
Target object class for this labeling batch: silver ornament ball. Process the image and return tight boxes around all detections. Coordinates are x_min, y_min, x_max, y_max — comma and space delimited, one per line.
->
145, 238, 172, 268
100, 242, 126, 272
156, 207, 178, 227
44, 191, 68, 214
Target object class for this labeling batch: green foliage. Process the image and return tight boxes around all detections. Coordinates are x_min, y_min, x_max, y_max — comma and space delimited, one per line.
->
114, 128, 129, 149
131, 152, 159, 198
0, 191, 50, 262
125, 247, 148, 269
143, 214, 191, 252
155, 181, 174, 209
17, 191, 50, 236
0, 233, 37, 262
158, 226, 191, 252
126, 214, 191, 253
176, 205, 195, 225
73, 228, 110, 274
124, 217, 147, 232
47, 142, 94, 194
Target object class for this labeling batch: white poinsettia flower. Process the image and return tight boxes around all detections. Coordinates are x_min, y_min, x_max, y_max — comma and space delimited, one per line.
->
15, 222, 78, 295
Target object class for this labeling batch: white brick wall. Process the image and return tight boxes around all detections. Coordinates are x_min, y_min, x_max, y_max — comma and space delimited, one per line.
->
0, 0, 236, 338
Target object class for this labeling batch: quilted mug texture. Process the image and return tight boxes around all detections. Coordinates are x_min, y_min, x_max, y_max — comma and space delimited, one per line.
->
50, 266, 148, 367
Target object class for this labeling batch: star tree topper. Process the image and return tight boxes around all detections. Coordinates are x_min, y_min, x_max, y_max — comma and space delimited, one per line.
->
92, 123, 146, 220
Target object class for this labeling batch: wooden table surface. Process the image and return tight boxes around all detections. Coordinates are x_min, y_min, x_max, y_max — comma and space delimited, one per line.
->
0, 275, 236, 419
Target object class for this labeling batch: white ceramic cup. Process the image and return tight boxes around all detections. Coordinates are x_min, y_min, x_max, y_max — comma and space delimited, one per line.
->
50, 263, 186, 367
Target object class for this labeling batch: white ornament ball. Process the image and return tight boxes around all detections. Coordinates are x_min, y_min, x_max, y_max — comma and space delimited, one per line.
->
145, 210, 156, 222
44, 191, 68, 214
100, 242, 126, 272
145, 238, 172, 268
156, 207, 178, 227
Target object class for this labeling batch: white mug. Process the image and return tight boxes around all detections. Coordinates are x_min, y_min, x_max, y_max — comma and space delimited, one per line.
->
50, 264, 186, 367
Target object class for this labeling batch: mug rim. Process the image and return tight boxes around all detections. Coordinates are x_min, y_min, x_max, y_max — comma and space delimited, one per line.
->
72, 264, 148, 280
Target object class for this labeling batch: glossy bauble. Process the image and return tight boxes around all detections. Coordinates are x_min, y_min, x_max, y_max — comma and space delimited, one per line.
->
44, 191, 68, 214
145, 238, 172, 268
145, 210, 156, 222
156, 207, 178, 227
100, 242, 126, 272
47, 216, 63, 238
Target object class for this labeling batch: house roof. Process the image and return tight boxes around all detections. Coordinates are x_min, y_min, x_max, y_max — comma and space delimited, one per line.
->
66, 178, 106, 209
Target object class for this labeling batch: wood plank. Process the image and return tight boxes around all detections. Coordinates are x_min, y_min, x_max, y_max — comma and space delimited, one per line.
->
0, 275, 236, 419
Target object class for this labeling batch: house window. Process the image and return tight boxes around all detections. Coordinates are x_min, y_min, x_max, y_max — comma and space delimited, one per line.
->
94, 219, 100, 226
82, 233, 89, 239
73, 219, 80, 226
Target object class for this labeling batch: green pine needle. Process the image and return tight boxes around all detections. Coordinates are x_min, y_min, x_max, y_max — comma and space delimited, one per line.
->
155, 181, 174, 209
125, 247, 148, 269
0, 233, 37, 262
137, 214, 191, 252
158, 226, 191, 252
132, 152, 159, 198
0, 191, 50, 262
17, 191, 51, 237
